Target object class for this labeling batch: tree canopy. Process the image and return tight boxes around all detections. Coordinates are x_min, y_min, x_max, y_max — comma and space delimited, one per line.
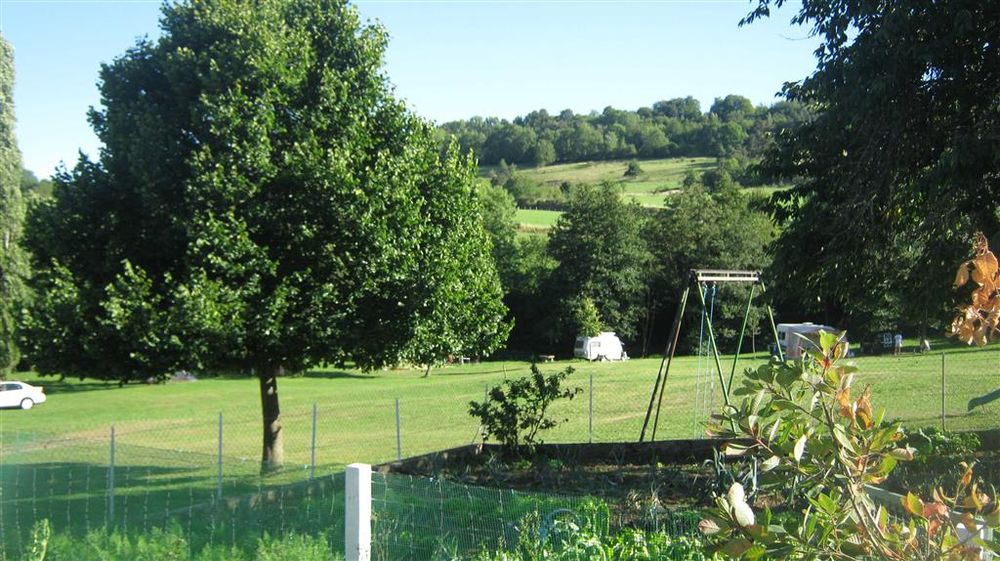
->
0, 34, 30, 377
546, 183, 649, 345
748, 0, 1000, 336
439, 97, 814, 168
23, 0, 507, 468
647, 174, 775, 352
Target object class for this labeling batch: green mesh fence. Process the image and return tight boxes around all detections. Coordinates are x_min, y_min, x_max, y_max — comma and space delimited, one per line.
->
369, 472, 703, 561
0, 435, 346, 559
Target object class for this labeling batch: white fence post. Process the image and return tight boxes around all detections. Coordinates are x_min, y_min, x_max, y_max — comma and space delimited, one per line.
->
217, 412, 223, 500
346, 463, 372, 561
395, 398, 402, 461
107, 424, 116, 524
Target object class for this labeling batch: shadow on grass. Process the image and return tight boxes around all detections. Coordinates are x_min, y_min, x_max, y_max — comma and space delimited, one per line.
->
302, 369, 376, 380
29, 378, 135, 395
969, 388, 1000, 411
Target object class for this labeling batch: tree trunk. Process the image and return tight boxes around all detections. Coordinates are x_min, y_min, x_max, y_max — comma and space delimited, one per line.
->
422, 364, 432, 378
258, 364, 284, 473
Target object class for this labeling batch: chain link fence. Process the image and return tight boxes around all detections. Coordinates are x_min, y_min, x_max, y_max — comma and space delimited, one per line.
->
0, 345, 996, 558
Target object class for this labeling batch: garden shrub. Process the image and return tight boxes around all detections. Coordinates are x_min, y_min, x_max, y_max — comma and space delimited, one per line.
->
469, 364, 582, 451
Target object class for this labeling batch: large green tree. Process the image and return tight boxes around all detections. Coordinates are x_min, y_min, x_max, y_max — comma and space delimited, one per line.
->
23, 0, 507, 469
746, 0, 1000, 336
647, 173, 775, 352
546, 183, 649, 346
0, 35, 30, 377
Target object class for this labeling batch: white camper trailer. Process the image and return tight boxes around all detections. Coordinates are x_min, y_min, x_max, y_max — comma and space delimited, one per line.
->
574, 332, 627, 361
776, 322, 846, 359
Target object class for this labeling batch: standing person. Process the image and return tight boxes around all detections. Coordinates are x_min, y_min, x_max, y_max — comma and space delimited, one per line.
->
894, 332, 903, 355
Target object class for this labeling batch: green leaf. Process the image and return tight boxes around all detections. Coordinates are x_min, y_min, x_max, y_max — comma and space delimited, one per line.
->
879, 455, 897, 475
831, 424, 855, 453
761, 455, 780, 472
818, 330, 839, 355
744, 544, 768, 560
723, 443, 751, 456
902, 492, 924, 518
720, 538, 753, 556
793, 433, 807, 463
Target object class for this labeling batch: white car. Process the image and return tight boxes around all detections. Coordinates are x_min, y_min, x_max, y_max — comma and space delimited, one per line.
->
0, 381, 47, 410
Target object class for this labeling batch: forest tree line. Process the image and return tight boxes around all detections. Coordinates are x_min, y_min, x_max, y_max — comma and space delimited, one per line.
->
435, 95, 815, 172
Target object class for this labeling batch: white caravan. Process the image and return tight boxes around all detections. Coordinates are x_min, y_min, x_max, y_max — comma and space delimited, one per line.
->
574, 332, 628, 361
776, 322, 845, 359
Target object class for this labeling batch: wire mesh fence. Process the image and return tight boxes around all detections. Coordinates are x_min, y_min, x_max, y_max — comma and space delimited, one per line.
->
369, 471, 702, 561
0, 344, 996, 558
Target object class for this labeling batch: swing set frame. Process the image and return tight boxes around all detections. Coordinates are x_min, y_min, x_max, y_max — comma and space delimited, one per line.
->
638, 269, 783, 442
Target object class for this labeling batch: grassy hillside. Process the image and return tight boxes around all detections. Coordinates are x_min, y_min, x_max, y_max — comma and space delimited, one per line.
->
484, 157, 716, 212
513, 157, 715, 195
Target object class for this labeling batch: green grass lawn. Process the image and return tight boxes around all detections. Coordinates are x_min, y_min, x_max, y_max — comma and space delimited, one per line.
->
1, 345, 996, 557
3, 345, 996, 469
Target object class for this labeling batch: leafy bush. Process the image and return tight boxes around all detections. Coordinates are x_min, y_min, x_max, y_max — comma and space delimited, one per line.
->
467, 517, 719, 560
469, 364, 582, 450
890, 426, 983, 496
700, 332, 1000, 560
571, 296, 604, 338
624, 161, 643, 177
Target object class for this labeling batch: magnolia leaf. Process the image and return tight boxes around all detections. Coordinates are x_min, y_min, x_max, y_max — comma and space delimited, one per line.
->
889, 448, 914, 461
971, 265, 988, 285
732, 501, 756, 528
833, 341, 849, 360
809, 391, 821, 412
977, 250, 999, 278
855, 391, 874, 429
793, 434, 807, 463
818, 330, 838, 355
761, 455, 780, 472
698, 517, 723, 535
720, 538, 754, 556
835, 386, 851, 408
728, 483, 747, 505
961, 487, 990, 511
723, 443, 750, 456
922, 501, 949, 520
955, 263, 971, 287
903, 492, 924, 518
832, 424, 855, 453
960, 463, 974, 487
767, 419, 781, 442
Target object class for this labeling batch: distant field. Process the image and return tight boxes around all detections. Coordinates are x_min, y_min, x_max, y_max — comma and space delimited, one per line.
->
515, 208, 562, 230
481, 157, 716, 214
513, 158, 715, 193
486, 158, 790, 232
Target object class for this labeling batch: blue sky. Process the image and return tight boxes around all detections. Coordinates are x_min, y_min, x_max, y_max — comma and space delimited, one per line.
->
1, 0, 821, 178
